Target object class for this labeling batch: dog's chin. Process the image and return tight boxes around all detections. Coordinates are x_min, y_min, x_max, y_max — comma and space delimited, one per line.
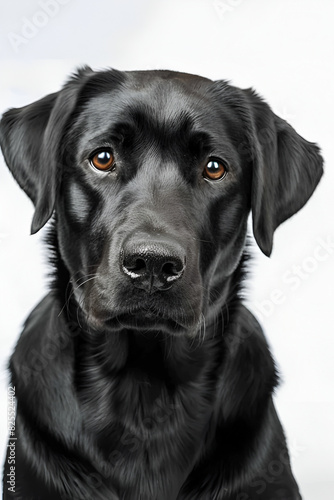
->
83, 309, 201, 337
107, 314, 189, 336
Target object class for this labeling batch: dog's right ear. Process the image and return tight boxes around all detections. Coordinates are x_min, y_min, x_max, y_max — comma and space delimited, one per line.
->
0, 66, 94, 234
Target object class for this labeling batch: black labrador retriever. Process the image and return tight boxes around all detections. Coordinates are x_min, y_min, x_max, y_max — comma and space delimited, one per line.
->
1, 68, 323, 500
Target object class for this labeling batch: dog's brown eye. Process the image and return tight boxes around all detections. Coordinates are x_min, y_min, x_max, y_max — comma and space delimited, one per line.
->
203, 160, 227, 181
90, 150, 114, 171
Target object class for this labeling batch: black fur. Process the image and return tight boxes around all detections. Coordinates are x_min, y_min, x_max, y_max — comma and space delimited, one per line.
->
1, 68, 323, 499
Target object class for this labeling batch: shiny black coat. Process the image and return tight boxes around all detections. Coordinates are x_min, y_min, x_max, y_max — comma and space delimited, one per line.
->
1, 68, 323, 499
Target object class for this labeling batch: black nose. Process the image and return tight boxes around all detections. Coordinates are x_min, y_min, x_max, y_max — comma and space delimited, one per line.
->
121, 235, 186, 293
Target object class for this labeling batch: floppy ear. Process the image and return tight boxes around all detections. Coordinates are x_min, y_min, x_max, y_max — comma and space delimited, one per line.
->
0, 66, 94, 234
245, 90, 323, 256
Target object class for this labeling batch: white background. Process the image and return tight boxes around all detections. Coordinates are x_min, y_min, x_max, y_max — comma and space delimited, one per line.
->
0, 0, 333, 498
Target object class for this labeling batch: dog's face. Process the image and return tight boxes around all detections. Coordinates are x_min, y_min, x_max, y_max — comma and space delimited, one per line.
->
59, 72, 252, 335
0, 68, 323, 337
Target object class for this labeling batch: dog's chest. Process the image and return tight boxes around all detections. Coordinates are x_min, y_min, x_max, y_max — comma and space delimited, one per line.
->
75, 333, 217, 497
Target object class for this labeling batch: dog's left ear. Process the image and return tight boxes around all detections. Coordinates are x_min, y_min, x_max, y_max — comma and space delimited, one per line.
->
244, 89, 324, 257
0, 66, 94, 234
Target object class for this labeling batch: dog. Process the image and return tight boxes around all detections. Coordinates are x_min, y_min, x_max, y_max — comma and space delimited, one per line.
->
1, 67, 323, 499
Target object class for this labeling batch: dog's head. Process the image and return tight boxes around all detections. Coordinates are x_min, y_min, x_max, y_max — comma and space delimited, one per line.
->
0, 68, 323, 336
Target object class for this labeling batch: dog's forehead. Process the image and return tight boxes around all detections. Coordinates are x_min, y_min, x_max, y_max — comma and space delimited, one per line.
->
80, 71, 217, 129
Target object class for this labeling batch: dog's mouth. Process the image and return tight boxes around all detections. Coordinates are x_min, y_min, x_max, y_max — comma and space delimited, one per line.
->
106, 313, 185, 334
85, 305, 201, 336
